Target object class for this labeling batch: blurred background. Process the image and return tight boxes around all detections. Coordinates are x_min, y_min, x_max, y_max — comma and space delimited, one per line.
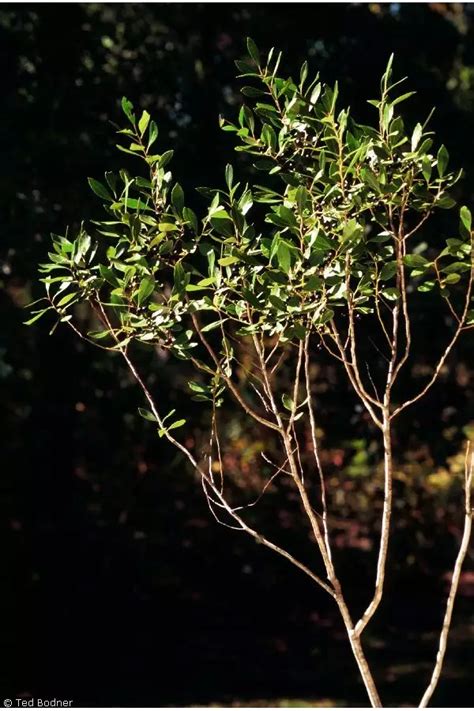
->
1, 2, 474, 707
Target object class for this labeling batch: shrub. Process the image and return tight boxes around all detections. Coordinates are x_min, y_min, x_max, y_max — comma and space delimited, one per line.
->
28, 40, 474, 707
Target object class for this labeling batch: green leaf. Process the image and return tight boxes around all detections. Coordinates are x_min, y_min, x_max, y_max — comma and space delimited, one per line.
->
300, 61, 308, 86
343, 219, 362, 242
183, 207, 198, 232
391, 91, 416, 106
105, 171, 118, 194
379, 261, 398, 281
114, 197, 153, 212
88, 178, 112, 201
441, 261, 471, 274
246, 37, 260, 65
417, 280, 435, 292
158, 221, 178, 232
303, 275, 323, 291
138, 407, 157, 422
73, 232, 91, 264
436, 194, 456, 209
403, 254, 429, 268
361, 168, 381, 193
171, 183, 185, 215
121, 96, 135, 124
159, 149, 174, 168
56, 292, 78, 308
282, 393, 294, 411
225, 164, 233, 189
437, 144, 449, 178
24, 308, 51, 326
137, 275, 155, 304
318, 308, 334, 325
235, 59, 257, 76
460, 205, 472, 233
443, 273, 461, 285
168, 419, 186, 431
138, 110, 150, 136
276, 241, 291, 274
381, 287, 400, 301
241, 86, 266, 98
239, 190, 253, 216
411, 123, 422, 152
269, 294, 287, 311
261, 124, 277, 151
147, 120, 159, 150
296, 186, 310, 213
174, 262, 186, 292
421, 156, 432, 182
219, 255, 239, 267
99, 264, 119, 287
309, 83, 321, 106
313, 232, 333, 252
201, 318, 226, 333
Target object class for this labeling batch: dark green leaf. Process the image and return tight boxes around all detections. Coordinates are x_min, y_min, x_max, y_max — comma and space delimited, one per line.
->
276, 242, 291, 274
137, 275, 155, 305
241, 86, 266, 98
182, 207, 198, 232
159, 150, 174, 168
246, 37, 260, 65
147, 120, 159, 150
88, 178, 112, 201
437, 144, 449, 178
441, 261, 471, 274
99, 264, 119, 287
379, 261, 398, 281
282, 393, 294, 411
171, 183, 185, 215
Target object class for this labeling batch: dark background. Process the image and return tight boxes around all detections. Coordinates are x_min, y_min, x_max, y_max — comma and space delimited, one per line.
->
2, 3, 474, 707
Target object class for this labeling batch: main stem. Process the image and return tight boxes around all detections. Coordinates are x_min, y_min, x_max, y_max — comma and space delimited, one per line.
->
332, 582, 382, 707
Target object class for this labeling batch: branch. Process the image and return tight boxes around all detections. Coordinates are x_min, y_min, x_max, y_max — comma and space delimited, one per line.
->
355, 407, 393, 636
419, 443, 474, 708
120, 347, 336, 599
190, 311, 281, 432
329, 321, 384, 429
304, 336, 333, 566
392, 235, 474, 420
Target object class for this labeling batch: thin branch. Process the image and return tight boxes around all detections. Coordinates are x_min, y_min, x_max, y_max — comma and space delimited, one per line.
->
286, 339, 304, 435
121, 347, 336, 598
391, 322, 466, 420
329, 322, 384, 429
392, 235, 474, 419
261, 451, 293, 477
304, 335, 332, 566
419, 443, 474, 708
190, 311, 281, 432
